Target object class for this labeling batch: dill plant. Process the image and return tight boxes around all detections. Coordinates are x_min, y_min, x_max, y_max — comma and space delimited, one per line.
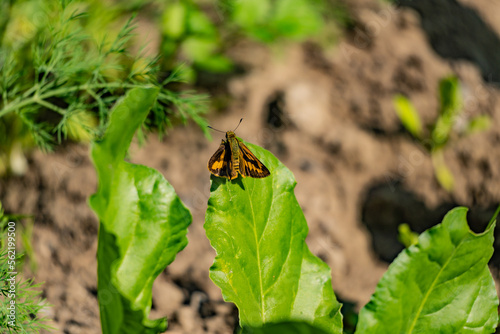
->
0, 202, 53, 333
0, 0, 208, 174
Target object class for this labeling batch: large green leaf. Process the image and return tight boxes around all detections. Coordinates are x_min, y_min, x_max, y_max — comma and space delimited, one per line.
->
241, 321, 331, 334
356, 207, 498, 334
89, 87, 192, 334
204, 141, 342, 334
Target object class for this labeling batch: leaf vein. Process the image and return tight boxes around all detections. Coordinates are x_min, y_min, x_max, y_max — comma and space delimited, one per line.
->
246, 181, 265, 323
407, 240, 466, 333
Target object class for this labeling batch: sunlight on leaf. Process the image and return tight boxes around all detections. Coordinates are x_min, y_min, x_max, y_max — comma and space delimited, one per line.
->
394, 95, 423, 139
431, 76, 462, 148
356, 207, 498, 334
89, 87, 192, 334
397, 223, 418, 248
431, 150, 454, 192
466, 115, 491, 135
439, 76, 461, 116
205, 140, 342, 334
241, 321, 331, 334
162, 2, 187, 39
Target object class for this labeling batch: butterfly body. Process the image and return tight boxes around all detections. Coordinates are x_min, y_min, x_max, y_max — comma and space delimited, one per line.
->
208, 131, 270, 180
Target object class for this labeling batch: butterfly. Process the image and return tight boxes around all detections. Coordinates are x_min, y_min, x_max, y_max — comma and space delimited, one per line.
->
207, 119, 270, 180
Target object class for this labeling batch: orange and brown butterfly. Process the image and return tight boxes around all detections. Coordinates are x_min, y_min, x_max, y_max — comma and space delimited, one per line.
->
207, 119, 270, 180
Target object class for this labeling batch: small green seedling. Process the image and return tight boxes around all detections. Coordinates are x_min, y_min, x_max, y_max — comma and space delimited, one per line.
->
398, 223, 419, 248
394, 76, 491, 191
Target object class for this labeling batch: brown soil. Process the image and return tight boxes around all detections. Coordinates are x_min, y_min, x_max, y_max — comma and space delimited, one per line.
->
1, 0, 500, 333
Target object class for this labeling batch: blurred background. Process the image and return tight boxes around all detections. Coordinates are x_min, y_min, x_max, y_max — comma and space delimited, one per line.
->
1, 0, 500, 333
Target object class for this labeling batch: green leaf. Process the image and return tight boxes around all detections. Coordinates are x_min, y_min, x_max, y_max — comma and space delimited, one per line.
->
271, 0, 323, 40
439, 76, 461, 117
356, 207, 498, 334
431, 114, 453, 148
431, 149, 454, 192
161, 39, 178, 58
466, 115, 491, 135
230, 0, 324, 43
195, 54, 233, 72
241, 321, 331, 334
431, 76, 462, 147
397, 223, 418, 248
205, 141, 342, 334
162, 2, 188, 39
180, 33, 233, 72
187, 8, 217, 37
232, 0, 271, 28
393, 95, 422, 139
89, 87, 192, 334
181, 36, 218, 62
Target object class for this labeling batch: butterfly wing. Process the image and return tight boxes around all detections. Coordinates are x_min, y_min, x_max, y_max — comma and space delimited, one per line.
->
208, 140, 233, 178
238, 141, 270, 178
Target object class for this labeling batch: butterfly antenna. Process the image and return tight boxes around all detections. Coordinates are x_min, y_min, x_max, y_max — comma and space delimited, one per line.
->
233, 118, 243, 131
207, 125, 226, 133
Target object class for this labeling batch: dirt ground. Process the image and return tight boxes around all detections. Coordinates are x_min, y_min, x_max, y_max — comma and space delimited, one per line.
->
1, 0, 500, 333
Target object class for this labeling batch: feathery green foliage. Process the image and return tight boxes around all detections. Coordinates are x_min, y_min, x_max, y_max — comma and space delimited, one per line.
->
0, 203, 53, 333
0, 0, 208, 174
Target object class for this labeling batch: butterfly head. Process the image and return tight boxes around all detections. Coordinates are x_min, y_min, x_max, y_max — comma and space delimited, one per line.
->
208, 119, 243, 139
